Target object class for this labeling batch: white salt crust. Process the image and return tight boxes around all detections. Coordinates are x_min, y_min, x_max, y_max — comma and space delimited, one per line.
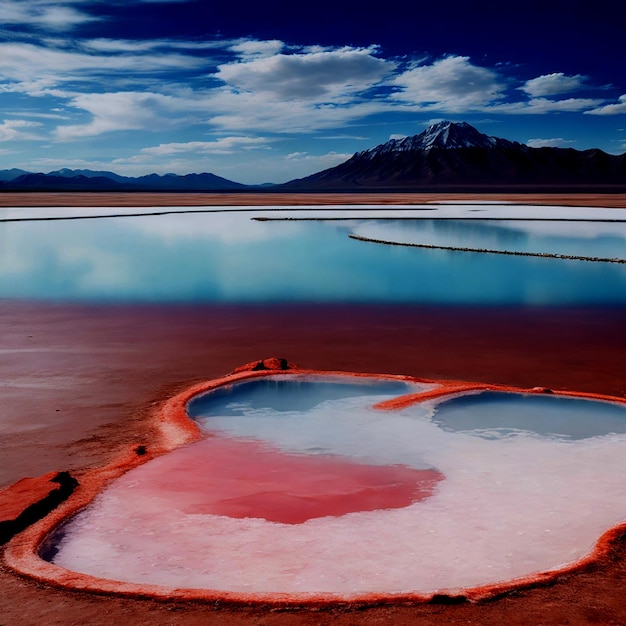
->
52, 391, 626, 594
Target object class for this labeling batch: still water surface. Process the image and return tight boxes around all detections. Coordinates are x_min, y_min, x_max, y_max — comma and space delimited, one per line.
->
1, 207, 625, 305
49, 375, 626, 594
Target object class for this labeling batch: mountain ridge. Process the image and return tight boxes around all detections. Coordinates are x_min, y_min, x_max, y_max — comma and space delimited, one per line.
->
2, 122, 625, 192
358, 121, 509, 156
0, 169, 246, 191
282, 121, 626, 191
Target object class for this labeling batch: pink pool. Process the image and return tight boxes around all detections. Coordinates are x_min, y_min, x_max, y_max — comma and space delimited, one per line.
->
7, 365, 626, 603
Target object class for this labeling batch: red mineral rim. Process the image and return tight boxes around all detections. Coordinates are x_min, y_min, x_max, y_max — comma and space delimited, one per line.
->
4, 359, 626, 606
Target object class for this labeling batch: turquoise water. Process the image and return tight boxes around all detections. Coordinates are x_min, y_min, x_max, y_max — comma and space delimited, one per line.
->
353, 219, 626, 260
1, 211, 625, 305
187, 376, 431, 461
188, 379, 626, 449
187, 377, 414, 416
46, 373, 626, 594
429, 391, 626, 440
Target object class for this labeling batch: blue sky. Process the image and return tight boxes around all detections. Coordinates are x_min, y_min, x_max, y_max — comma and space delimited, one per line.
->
1, 0, 625, 185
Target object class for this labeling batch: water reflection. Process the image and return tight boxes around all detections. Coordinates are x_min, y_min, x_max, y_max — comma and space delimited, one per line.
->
47, 374, 626, 594
1, 212, 625, 305
430, 391, 626, 440
188, 377, 415, 416
351, 219, 626, 259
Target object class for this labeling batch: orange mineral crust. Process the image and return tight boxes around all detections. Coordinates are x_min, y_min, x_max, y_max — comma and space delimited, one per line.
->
0, 472, 77, 545
0, 473, 64, 525
4, 365, 626, 607
1, 300, 626, 625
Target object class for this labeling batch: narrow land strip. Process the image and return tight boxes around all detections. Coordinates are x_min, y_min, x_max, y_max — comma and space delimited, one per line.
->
1, 192, 626, 207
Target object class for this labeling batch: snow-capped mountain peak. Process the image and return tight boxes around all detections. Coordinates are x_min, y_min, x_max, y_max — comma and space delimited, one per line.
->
416, 121, 498, 149
359, 121, 506, 159
283, 120, 626, 190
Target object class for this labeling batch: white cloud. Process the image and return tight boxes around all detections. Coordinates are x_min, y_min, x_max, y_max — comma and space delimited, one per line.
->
522, 73, 587, 97
0, 1, 96, 30
423, 118, 449, 126
55, 91, 201, 139
3, 110, 68, 120
215, 46, 393, 100
528, 97, 604, 113
0, 28, 622, 170
26, 156, 118, 171
213, 150, 355, 184
526, 137, 575, 148
132, 137, 271, 158
389, 133, 407, 140
229, 40, 284, 58
0, 42, 206, 85
493, 97, 604, 114
317, 134, 368, 140
82, 39, 164, 53
206, 90, 385, 133
203, 46, 397, 134
0, 78, 66, 98
0, 41, 397, 140
0, 119, 42, 141
392, 56, 505, 111
285, 151, 351, 165
585, 95, 626, 115
82, 38, 228, 53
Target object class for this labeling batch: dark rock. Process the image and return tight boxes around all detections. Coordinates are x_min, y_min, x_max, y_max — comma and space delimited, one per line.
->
232, 357, 295, 373
0, 471, 78, 545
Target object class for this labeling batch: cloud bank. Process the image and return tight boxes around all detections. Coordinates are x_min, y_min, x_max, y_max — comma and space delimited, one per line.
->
0, 2, 624, 181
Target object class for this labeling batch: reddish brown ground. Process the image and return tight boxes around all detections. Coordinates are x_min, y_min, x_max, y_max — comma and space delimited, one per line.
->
1, 193, 626, 624
1, 191, 626, 207
0, 473, 61, 524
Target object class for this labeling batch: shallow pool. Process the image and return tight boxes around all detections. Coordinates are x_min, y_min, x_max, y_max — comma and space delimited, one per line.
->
47, 374, 626, 596
429, 391, 626, 440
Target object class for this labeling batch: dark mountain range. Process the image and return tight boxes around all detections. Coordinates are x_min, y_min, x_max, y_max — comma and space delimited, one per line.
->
282, 121, 626, 191
0, 169, 246, 191
48, 168, 129, 182
3, 122, 625, 192
0, 168, 30, 182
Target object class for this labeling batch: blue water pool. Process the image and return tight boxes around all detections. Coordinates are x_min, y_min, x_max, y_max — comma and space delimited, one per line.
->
429, 391, 626, 440
47, 373, 626, 596
1, 207, 625, 305
187, 377, 415, 416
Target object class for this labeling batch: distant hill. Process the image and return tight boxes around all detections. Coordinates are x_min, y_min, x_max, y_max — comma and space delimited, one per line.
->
0, 169, 246, 191
48, 168, 129, 183
4, 123, 626, 192
282, 121, 626, 191
0, 168, 30, 182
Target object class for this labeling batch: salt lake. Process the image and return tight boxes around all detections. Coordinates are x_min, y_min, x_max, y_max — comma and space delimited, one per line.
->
1, 203, 626, 305
3, 202, 626, 599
